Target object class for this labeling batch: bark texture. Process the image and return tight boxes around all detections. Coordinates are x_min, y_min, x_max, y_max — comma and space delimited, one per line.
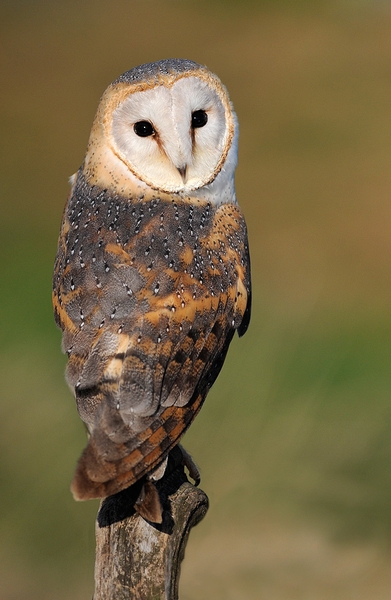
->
94, 451, 208, 600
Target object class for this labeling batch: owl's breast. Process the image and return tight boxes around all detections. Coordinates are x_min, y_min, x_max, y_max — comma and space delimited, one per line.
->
53, 177, 250, 405
55, 181, 232, 323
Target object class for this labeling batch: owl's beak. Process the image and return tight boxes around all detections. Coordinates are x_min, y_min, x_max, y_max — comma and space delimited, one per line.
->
177, 165, 188, 184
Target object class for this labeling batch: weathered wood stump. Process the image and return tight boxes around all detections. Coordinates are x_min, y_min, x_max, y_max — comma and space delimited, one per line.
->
94, 449, 209, 599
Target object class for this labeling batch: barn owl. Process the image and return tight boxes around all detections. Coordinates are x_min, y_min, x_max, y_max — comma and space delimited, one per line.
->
53, 59, 251, 522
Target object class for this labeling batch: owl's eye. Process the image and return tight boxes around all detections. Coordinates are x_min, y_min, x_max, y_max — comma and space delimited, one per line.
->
191, 110, 208, 129
134, 121, 155, 137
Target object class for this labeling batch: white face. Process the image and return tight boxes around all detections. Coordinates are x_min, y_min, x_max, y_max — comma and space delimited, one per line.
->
110, 77, 233, 193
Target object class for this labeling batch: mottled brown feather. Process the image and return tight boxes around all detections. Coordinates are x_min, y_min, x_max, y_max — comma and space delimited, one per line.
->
53, 171, 251, 500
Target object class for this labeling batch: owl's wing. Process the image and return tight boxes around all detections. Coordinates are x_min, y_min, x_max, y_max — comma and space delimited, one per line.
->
53, 189, 251, 500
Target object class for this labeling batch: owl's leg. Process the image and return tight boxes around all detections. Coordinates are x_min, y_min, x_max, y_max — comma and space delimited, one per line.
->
148, 456, 169, 482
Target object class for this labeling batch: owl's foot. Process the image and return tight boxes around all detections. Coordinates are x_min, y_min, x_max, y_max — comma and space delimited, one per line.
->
178, 444, 200, 486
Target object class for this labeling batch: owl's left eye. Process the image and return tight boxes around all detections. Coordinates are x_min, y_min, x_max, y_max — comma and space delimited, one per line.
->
191, 110, 208, 129
134, 121, 155, 137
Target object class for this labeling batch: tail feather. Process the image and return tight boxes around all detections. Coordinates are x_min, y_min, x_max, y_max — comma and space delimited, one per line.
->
71, 391, 204, 500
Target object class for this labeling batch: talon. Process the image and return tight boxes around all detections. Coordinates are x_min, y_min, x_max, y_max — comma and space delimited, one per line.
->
178, 444, 200, 485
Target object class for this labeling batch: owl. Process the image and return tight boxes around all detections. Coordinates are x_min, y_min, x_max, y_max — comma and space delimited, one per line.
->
53, 59, 251, 522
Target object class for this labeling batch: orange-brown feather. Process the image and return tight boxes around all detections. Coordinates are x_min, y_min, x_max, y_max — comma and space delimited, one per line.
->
53, 172, 251, 500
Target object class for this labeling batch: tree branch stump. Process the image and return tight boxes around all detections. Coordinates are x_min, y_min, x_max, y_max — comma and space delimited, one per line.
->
94, 449, 209, 599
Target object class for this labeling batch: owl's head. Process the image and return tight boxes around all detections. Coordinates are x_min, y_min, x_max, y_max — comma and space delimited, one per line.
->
83, 59, 238, 203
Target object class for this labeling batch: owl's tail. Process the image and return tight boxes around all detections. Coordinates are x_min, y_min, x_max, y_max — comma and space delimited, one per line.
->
70, 390, 204, 505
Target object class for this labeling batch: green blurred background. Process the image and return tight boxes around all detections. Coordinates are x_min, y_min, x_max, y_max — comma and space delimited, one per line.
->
2, 0, 391, 598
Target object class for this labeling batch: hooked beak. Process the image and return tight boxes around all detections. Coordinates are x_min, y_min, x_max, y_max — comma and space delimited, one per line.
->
177, 165, 188, 184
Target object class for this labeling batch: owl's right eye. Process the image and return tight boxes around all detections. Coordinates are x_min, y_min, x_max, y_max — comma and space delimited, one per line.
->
134, 121, 155, 137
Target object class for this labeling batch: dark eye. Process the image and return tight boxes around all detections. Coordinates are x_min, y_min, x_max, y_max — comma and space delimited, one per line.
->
134, 121, 155, 137
191, 110, 208, 129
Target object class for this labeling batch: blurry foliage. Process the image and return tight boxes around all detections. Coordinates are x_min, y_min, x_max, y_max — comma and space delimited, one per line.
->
2, 0, 391, 598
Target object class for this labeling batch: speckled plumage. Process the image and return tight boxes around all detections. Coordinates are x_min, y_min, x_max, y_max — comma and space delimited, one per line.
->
53, 59, 251, 511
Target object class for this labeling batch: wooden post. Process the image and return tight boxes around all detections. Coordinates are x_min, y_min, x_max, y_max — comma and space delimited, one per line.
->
94, 449, 209, 599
